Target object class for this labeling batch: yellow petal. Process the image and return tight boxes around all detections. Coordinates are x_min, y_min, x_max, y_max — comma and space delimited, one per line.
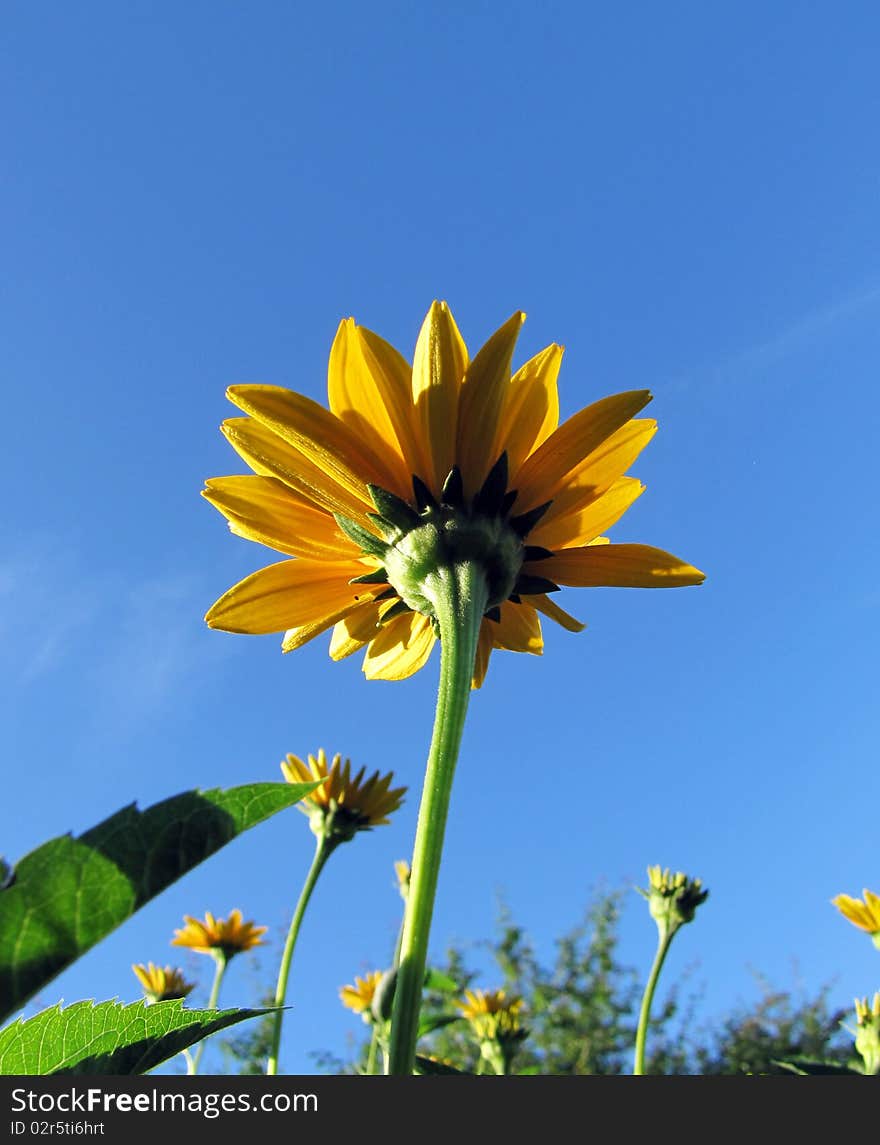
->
363, 611, 436, 680
529, 476, 645, 550
226, 385, 402, 508
540, 544, 706, 588
528, 592, 586, 633
205, 558, 378, 634
202, 475, 359, 559
535, 418, 657, 530
456, 311, 525, 498
222, 416, 373, 525
328, 597, 387, 660
411, 301, 468, 494
281, 593, 378, 653
471, 621, 494, 689
513, 391, 653, 511
327, 319, 412, 499
494, 343, 562, 477
491, 602, 543, 654
357, 324, 430, 483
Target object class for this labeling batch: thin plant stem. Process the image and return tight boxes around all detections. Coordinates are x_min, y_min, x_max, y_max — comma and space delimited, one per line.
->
189, 951, 227, 1074
633, 931, 674, 1075
365, 1024, 380, 1076
266, 835, 334, 1075
387, 562, 488, 1076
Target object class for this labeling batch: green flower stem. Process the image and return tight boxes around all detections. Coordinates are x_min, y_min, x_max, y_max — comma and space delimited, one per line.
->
266, 835, 336, 1076
188, 950, 227, 1075
388, 561, 488, 1076
365, 1024, 380, 1076
633, 930, 675, 1075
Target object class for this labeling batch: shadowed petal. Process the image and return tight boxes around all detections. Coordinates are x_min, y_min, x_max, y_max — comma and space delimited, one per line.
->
363, 612, 437, 680
411, 301, 468, 494
205, 558, 380, 634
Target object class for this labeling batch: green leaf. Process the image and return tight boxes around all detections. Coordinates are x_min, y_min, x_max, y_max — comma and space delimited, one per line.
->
423, 967, 460, 993
417, 1011, 461, 1038
0, 781, 320, 1021
0, 999, 270, 1075
414, 1054, 471, 1076
773, 1057, 863, 1076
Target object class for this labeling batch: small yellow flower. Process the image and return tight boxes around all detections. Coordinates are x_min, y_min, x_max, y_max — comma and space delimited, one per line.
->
203, 303, 704, 686
833, 889, 880, 947
171, 909, 267, 959
339, 971, 384, 1020
641, 865, 708, 935
458, 988, 524, 1041
854, 993, 880, 1075
394, 859, 411, 900
281, 748, 405, 842
132, 962, 195, 1003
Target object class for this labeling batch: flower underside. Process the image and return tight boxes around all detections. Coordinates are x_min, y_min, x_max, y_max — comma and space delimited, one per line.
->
203, 302, 705, 686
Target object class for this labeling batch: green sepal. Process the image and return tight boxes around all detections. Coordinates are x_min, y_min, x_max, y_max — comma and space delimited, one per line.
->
412, 474, 438, 510
441, 465, 464, 507
523, 545, 554, 561
514, 574, 560, 595
349, 567, 389, 585
374, 586, 398, 602
473, 452, 509, 516
509, 500, 552, 537
380, 599, 412, 623
332, 514, 388, 557
501, 488, 518, 515
484, 606, 501, 623
367, 484, 422, 531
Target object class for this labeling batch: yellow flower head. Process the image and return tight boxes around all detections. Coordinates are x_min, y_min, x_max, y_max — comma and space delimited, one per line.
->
171, 909, 267, 959
641, 865, 709, 935
339, 970, 384, 1021
203, 303, 704, 687
394, 859, 411, 901
854, 993, 880, 1075
281, 749, 405, 842
458, 988, 525, 1042
132, 962, 195, 1003
833, 889, 880, 947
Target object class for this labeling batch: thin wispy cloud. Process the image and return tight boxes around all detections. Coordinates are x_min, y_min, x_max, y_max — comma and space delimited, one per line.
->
667, 282, 880, 395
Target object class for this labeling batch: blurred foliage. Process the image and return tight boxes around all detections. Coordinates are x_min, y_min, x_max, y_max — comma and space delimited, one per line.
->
311, 888, 853, 1076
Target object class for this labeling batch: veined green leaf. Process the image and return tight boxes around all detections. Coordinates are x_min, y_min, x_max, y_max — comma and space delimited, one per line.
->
414, 1054, 470, 1076
0, 781, 320, 1021
0, 999, 270, 1075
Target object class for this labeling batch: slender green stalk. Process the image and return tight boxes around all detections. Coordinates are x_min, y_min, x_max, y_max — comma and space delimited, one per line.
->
633, 931, 674, 1075
388, 562, 488, 1076
188, 951, 227, 1074
266, 835, 335, 1075
365, 1024, 380, 1076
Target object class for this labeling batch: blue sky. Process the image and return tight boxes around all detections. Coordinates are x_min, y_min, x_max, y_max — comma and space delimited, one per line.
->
2, 2, 878, 1072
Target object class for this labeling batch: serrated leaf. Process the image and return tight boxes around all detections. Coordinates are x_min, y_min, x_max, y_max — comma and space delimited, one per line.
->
0, 781, 320, 1021
0, 999, 270, 1075
414, 1054, 471, 1076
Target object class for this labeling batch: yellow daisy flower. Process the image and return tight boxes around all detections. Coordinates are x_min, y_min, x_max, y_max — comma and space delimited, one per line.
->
281, 748, 405, 840
339, 971, 384, 1018
458, 988, 525, 1041
833, 889, 880, 941
132, 962, 195, 1003
203, 302, 704, 686
171, 909, 267, 959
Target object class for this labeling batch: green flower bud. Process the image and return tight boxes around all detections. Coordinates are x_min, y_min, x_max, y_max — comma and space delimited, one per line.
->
854, 993, 880, 1075
639, 865, 709, 938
